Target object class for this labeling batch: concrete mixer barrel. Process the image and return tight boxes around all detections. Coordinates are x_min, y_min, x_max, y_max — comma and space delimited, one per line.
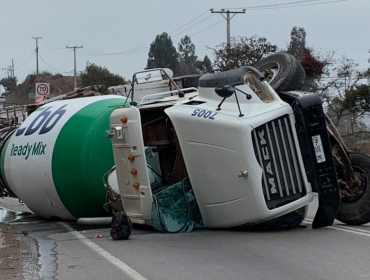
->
0, 95, 127, 220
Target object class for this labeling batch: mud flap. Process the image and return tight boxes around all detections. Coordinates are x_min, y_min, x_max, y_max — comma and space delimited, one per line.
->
280, 91, 340, 228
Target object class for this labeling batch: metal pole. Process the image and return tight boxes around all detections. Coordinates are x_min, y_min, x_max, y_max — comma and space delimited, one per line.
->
2, 67, 11, 78
32, 37, 42, 74
210, 9, 246, 47
36, 39, 38, 74
73, 48, 77, 88
66, 45, 83, 89
227, 11, 230, 47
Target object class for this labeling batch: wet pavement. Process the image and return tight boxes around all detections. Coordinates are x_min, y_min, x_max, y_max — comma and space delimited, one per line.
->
3, 195, 370, 280
0, 198, 123, 280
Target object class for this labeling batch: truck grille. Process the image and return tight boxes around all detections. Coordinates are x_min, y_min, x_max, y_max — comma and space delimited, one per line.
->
252, 115, 306, 209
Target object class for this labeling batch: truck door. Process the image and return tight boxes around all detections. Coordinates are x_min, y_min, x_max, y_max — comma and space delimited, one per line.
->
109, 106, 153, 225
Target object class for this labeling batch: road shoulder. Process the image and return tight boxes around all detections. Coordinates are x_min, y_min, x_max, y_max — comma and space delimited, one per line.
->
0, 197, 41, 280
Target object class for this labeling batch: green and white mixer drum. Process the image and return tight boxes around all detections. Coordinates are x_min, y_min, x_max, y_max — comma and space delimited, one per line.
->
0, 95, 127, 220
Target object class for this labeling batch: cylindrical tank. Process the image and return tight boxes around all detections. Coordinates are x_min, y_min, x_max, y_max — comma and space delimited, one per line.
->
0, 95, 127, 220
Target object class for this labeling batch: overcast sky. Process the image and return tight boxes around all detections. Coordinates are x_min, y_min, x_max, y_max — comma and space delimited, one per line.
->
1, 0, 369, 93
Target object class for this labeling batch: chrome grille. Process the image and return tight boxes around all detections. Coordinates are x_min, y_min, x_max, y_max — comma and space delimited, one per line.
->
252, 115, 306, 209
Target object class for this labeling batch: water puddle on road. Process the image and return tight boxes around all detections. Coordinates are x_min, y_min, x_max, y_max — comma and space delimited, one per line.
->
0, 207, 21, 222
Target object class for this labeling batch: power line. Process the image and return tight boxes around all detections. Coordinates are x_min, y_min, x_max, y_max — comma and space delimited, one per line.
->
15, 51, 36, 76
185, 19, 225, 40
39, 54, 72, 74
53, 0, 346, 58
171, 14, 216, 38
74, 10, 216, 57
223, 0, 348, 10
15, 0, 349, 65
41, 38, 64, 50
74, 0, 348, 57
14, 50, 35, 70
35, 10, 220, 58
168, 10, 210, 34
16, 39, 34, 66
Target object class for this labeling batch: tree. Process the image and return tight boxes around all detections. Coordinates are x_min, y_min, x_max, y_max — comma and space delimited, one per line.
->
299, 48, 335, 93
209, 35, 277, 72
80, 63, 126, 92
287, 27, 307, 60
284, 27, 370, 152
317, 56, 370, 153
285, 27, 330, 92
177, 35, 199, 75
194, 55, 214, 74
300, 51, 324, 78
146, 32, 179, 75
0, 76, 18, 92
324, 56, 368, 123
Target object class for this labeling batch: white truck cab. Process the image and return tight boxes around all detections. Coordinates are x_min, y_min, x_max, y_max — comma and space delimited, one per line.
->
107, 67, 319, 229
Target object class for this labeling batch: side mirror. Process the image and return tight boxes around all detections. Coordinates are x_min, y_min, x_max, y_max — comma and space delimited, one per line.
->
215, 85, 235, 98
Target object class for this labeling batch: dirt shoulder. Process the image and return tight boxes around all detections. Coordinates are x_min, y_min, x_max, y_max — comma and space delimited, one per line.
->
0, 222, 41, 280
0, 198, 41, 280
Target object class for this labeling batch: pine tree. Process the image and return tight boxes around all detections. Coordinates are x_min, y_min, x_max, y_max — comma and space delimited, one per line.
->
194, 55, 214, 74
178, 35, 199, 75
287, 26, 307, 60
146, 33, 179, 75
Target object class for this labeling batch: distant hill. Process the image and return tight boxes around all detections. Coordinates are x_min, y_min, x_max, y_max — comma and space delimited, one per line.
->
4, 73, 78, 105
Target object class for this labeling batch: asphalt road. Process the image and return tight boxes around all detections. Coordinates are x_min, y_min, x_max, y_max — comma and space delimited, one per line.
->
1, 196, 370, 280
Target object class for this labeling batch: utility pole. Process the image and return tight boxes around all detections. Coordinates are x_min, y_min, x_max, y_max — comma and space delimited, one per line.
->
210, 9, 246, 47
32, 37, 42, 74
2, 65, 12, 78
66, 45, 83, 89
11, 59, 14, 78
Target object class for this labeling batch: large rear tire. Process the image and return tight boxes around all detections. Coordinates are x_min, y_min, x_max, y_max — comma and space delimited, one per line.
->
254, 53, 306, 92
336, 153, 370, 225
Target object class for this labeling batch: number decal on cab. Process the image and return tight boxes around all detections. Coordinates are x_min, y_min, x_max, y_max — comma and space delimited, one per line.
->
191, 109, 217, 120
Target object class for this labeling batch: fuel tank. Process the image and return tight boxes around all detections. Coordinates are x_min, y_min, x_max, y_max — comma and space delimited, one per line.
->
0, 95, 127, 220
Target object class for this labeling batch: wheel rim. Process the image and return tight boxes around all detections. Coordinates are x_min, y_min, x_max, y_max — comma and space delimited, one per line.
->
260, 63, 280, 84
341, 166, 368, 203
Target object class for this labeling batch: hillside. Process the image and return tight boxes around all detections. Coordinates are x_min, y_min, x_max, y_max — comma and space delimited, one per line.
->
5, 73, 77, 105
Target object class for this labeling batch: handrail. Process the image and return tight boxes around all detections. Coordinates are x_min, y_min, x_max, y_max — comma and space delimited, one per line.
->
139, 87, 198, 104
131, 68, 184, 104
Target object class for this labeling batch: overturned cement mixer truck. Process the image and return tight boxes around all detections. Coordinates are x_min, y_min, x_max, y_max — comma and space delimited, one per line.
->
0, 53, 369, 238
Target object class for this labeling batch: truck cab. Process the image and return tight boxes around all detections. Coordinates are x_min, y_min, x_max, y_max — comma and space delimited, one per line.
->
107, 66, 339, 230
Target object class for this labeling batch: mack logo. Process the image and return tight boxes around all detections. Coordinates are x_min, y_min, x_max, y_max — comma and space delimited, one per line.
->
10, 142, 47, 160
258, 129, 277, 194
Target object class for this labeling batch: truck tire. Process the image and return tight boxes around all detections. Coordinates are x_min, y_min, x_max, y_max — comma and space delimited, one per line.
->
336, 153, 370, 225
253, 53, 306, 92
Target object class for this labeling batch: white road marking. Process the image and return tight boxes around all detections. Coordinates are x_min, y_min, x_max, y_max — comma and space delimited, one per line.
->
59, 222, 148, 280
304, 218, 370, 237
